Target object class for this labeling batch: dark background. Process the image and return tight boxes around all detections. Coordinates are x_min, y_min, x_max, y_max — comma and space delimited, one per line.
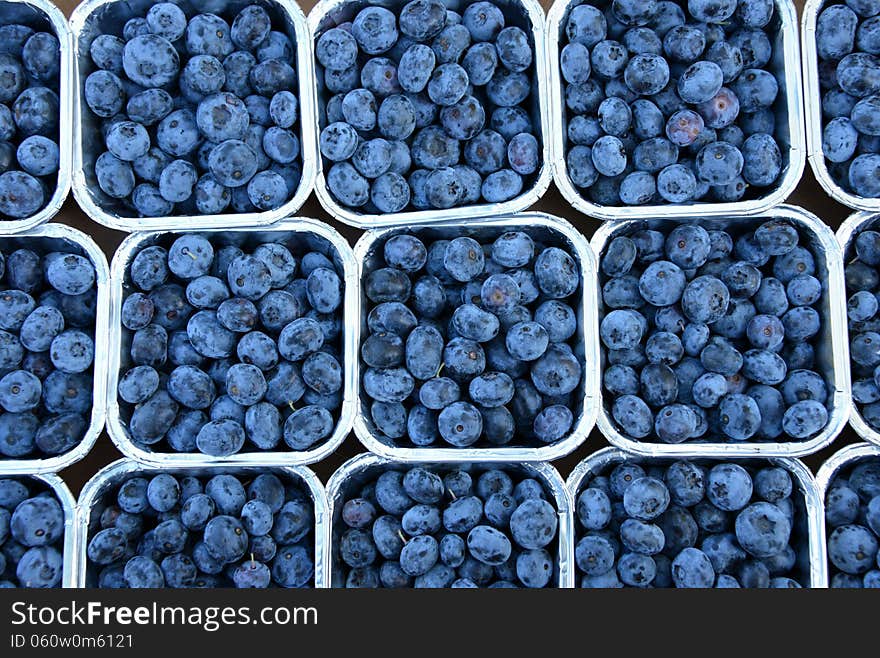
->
48, 0, 859, 495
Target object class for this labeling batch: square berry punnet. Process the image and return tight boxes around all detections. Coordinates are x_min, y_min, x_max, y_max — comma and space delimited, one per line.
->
568, 447, 825, 588
69, 0, 317, 232
592, 205, 850, 458
815, 442, 880, 588
0, 472, 77, 588
0, 0, 73, 234
803, 0, 880, 212
836, 211, 880, 449
325, 453, 574, 587
74, 458, 329, 587
547, 0, 806, 220
106, 219, 357, 468
0, 224, 109, 476
310, 0, 552, 227
352, 213, 600, 463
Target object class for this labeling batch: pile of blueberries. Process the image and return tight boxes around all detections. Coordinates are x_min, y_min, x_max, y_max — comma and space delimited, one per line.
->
118, 234, 344, 457
575, 459, 805, 587
337, 466, 560, 588
599, 219, 831, 444
361, 230, 584, 449
0, 20, 61, 220
0, 245, 97, 460
84, 3, 302, 217
844, 229, 880, 432
815, 1, 880, 198
560, 0, 786, 206
87, 472, 315, 588
824, 458, 880, 587
317, 0, 541, 213
1, 478, 67, 588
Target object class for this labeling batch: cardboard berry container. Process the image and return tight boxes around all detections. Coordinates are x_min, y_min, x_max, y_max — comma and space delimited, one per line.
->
836, 211, 880, 449
352, 212, 600, 463
0, 223, 109, 476
815, 442, 880, 588
802, 0, 880, 212
106, 218, 357, 468
567, 447, 826, 588
0, 0, 73, 234
325, 452, 574, 587
309, 0, 553, 228
547, 0, 806, 221
69, 0, 317, 232
74, 458, 329, 588
591, 205, 850, 458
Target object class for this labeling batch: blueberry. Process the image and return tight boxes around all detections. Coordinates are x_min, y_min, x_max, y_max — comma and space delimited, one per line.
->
253, 31, 291, 64
781, 399, 828, 438
693, 141, 744, 186
10, 85, 58, 138
327, 162, 370, 208
87, 526, 128, 566
121, 33, 179, 88
858, 14, 880, 55
396, 44, 436, 95
428, 23, 468, 66
366, 268, 412, 306
850, 154, 880, 198
621, 53, 669, 96
131, 182, 175, 217
194, 417, 246, 456
468, 372, 515, 408
490, 26, 530, 73
195, 92, 251, 143
227, 4, 270, 50
460, 1, 504, 42
561, 42, 592, 87
667, 547, 714, 588
89, 33, 125, 73
825, 126, 862, 182
154, 108, 202, 158
319, 123, 362, 167
733, 501, 792, 560
696, 87, 742, 133
476, 168, 518, 203
615, 171, 653, 205
0, 54, 26, 110
564, 5, 605, 48
125, 91, 174, 132
703, 464, 752, 514
318, 28, 358, 72
83, 70, 124, 121
735, 132, 781, 188
237, 170, 286, 211
48, 329, 94, 374
437, 401, 482, 447
466, 525, 511, 566
611, 551, 653, 587
349, 7, 397, 56
9, 495, 64, 547
13, 546, 62, 587
360, 57, 401, 98
449, 304, 497, 343
142, 2, 185, 41
203, 139, 261, 190
853, 82, 880, 127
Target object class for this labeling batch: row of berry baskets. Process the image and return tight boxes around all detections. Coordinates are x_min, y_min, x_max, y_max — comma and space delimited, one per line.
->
7, 443, 878, 587
8, 206, 880, 476
0, 0, 877, 234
